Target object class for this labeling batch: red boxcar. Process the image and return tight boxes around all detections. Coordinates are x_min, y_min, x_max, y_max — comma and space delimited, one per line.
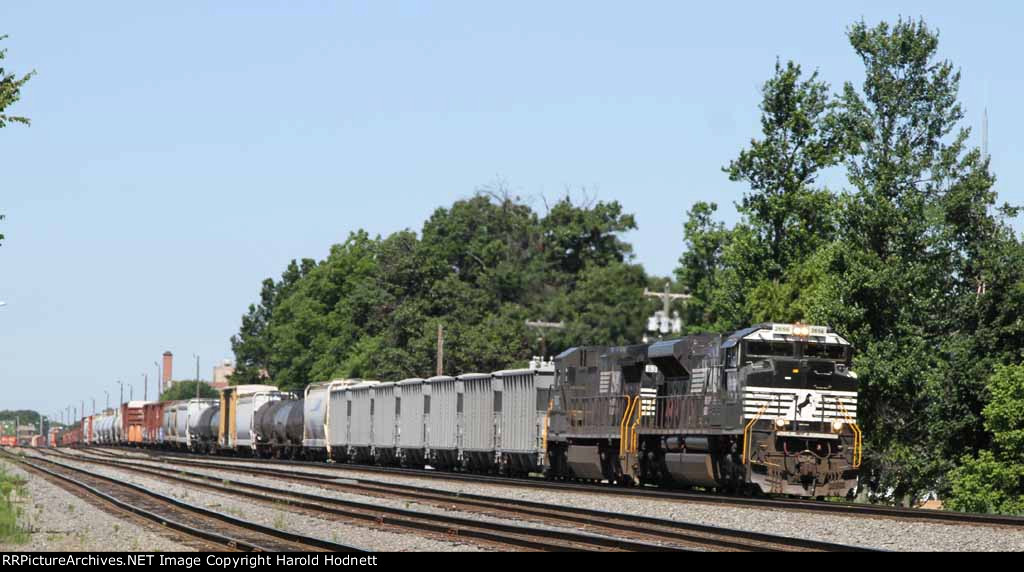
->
0, 436, 15, 447
48, 428, 59, 447
60, 427, 82, 447
142, 402, 165, 445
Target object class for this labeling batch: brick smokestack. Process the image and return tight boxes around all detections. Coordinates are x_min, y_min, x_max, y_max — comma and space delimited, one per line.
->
162, 351, 173, 389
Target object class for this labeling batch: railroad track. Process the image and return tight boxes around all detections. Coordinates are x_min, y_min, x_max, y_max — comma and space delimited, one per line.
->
0, 449, 367, 552
53, 448, 872, 552
90, 445, 1024, 528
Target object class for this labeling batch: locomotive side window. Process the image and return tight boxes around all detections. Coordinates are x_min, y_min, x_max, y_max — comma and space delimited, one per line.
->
725, 346, 738, 368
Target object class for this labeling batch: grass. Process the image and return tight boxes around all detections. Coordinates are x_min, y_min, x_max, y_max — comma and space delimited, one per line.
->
0, 464, 30, 544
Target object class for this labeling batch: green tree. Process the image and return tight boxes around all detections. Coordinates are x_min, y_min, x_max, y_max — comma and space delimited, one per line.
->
0, 35, 32, 128
822, 18, 1008, 502
724, 59, 847, 282
159, 380, 219, 401
230, 258, 316, 385
0, 34, 35, 247
674, 201, 731, 330
947, 364, 1024, 515
231, 191, 649, 391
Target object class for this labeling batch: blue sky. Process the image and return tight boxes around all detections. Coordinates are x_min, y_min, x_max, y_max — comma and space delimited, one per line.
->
1, 2, 1020, 417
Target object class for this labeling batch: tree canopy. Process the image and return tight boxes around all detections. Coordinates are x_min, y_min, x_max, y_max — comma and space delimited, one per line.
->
231, 191, 652, 393
159, 380, 219, 401
0, 34, 34, 247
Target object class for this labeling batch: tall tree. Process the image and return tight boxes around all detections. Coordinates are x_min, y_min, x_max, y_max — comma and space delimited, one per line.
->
947, 364, 1024, 515
0, 34, 35, 247
674, 201, 731, 330
820, 18, 1007, 502
725, 59, 847, 281
229, 258, 316, 385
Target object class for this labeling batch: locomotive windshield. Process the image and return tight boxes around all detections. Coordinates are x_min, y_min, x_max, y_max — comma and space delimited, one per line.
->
742, 339, 856, 391
745, 340, 795, 357
804, 342, 848, 361
744, 340, 848, 362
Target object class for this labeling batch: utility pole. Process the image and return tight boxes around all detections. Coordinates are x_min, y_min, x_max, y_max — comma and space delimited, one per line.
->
194, 354, 200, 400
104, 390, 109, 411
642, 282, 691, 342
117, 380, 124, 408
92, 398, 96, 416
525, 320, 565, 359
129, 384, 133, 402
143, 373, 148, 401
436, 323, 444, 377
154, 361, 161, 395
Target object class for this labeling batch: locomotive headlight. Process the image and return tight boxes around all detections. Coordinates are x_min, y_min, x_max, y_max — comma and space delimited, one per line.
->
831, 420, 844, 432
775, 418, 788, 428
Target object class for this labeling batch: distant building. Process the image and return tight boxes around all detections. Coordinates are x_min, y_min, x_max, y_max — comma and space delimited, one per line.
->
211, 359, 235, 390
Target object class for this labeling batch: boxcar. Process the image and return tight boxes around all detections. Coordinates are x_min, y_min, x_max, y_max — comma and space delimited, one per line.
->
121, 401, 151, 445
142, 402, 165, 445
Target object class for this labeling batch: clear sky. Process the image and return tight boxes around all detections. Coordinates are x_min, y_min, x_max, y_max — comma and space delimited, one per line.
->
1, 2, 1020, 417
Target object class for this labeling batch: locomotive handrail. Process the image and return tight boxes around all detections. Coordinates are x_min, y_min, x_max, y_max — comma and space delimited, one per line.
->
629, 396, 642, 453
835, 400, 862, 468
618, 395, 637, 458
741, 402, 769, 465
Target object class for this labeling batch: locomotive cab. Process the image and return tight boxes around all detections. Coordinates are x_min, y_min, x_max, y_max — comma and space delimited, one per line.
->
737, 324, 861, 497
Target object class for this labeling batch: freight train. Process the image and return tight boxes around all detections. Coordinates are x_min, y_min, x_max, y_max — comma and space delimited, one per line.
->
62, 323, 862, 498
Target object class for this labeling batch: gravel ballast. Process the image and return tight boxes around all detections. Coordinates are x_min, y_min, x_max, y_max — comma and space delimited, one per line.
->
33, 451, 481, 552
81, 447, 1024, 552
0, 458, 192, 552
53, 449, 697, 551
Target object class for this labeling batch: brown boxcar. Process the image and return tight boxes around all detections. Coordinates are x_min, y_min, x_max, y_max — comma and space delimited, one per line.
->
30, 435, 44, 447
60, 426, 82, 447
121, 401, 151, 444
142, 401, 165, 445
